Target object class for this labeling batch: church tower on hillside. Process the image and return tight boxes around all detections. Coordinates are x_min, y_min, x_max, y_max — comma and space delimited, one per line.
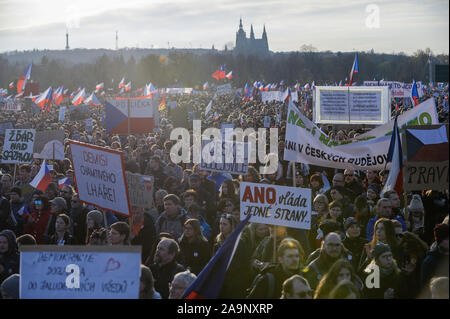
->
234, 18, 269, 56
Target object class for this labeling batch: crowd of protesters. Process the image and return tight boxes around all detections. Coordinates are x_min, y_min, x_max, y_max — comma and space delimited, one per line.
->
0, 81, 448, 299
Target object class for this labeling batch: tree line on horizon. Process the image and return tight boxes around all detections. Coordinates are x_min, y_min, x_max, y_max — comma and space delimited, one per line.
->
0, 48, 448, 92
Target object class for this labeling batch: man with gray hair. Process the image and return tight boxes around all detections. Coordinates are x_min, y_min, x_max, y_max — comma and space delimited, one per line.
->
150, 238, 185, 299
168, 270, 197, 299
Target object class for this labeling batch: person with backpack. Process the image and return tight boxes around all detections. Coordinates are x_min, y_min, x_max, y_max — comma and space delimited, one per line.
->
246, 238, 302, 299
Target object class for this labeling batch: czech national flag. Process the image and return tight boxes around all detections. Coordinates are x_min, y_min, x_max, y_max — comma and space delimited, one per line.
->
9, 81, 14, 88
35, 87, 53, 110
225, 71, 233, 79
30, 160, 52, 192
304, 83, 310, 91
72, 88, 86, 105
54, 87, 65, 106
203, 82, 209, 91
85, 92, 102, 106
58, 177, 71, 190
118, 77, 125, 89
124, 82, 132, 92
182, 214, 251, 299
411, 80, 419, 107
381, 116, 403, 197
95, 82, 104, 92
405, 124, 448, 163
17, 63, 32, 94
348, 53, 359, 86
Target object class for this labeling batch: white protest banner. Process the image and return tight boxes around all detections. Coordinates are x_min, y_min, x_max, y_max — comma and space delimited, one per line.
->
240, 182, 311, 230
284, 101, 392, 170
313, 86, 390, 124
2, 99, 22, 111
125, 172, 154, 208
363, 81, 424, 98
58, 106, 66, 121
1, 129, 36, 164
261, 91, 298, 103
69, 140, 131, 216
354, 98, 439, 142
200, 139, 249, 175
33, 130, 65, 160
216, 83, 233, 95
20, 245, 141, 299
264, 116, 271, 127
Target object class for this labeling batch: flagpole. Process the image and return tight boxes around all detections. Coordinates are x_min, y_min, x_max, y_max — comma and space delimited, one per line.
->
12, 164, 17, 185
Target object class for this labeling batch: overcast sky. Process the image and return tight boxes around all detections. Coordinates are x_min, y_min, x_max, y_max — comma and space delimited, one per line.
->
0, 0, 448, 55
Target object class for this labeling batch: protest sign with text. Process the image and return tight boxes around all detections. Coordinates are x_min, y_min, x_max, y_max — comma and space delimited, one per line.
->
403, 125, 449, 191
313, 86, 390, 125
240, 182, 311, 230
69, 140, 131, 216
1, 129, 36, 164
363, 81, 424, 98
20, 245, 141, 299
200, 139, 249, 175
125, 172, 154, 208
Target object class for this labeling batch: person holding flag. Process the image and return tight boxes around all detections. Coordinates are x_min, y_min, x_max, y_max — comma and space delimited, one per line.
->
16, 63, 32, 94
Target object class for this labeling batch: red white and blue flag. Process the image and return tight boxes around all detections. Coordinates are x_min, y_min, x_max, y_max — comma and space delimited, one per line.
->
72, 88, 86, 105
225, 71, 233, 79
182, 214, 251, 299
54, 87, 65, 106
35, 87, 53, 110
17, 63, 32, 94
30, 160, 52, 192
85, 92, 102, 106
203, 82, 209, 91
411, 79, 419, 107
95, 82, 104, 92
124, 82, 132, 92
58, 177, 71, 190
381, 116, 403, 196
348, 53, 359, 86
118, 77, 125, 89
9, 81, 14, 88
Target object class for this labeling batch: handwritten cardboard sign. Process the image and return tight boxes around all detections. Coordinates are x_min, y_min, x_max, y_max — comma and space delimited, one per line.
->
1, 129, 36, 164
20, 245, 141, 299
125, 172, 154, 208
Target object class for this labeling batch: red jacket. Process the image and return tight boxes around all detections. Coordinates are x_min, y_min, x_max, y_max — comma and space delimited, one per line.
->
24, 209, 52, 244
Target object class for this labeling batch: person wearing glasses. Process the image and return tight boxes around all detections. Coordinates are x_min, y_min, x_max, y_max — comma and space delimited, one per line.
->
281, 275, 313, 299
23, 196, 52, 244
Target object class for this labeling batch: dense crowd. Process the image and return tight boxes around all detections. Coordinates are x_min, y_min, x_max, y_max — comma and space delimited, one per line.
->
0, 83, 448, 299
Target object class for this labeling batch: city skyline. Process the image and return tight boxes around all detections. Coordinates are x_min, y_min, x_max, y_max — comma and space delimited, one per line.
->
0, 0, 448, 55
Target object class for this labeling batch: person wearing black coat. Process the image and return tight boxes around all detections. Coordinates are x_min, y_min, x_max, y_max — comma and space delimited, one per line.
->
421, 223, 449, 289
177, 219, 211, 275
130, 207, 157, 264
0, 230, 19, 285
150, 238, 185, 299
342, 217, 369, 271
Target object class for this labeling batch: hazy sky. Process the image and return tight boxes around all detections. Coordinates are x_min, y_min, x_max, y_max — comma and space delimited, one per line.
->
0, 0, 448, 55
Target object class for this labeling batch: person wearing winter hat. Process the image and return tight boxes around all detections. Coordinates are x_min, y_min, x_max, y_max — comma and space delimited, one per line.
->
343, 217, 368, 271
42, 197, 69, 243
407, 194, 425, 238
362, 242, 402, 299
0, 273, 19, 299
421, 223, 449, 288
85, 210, 104, 244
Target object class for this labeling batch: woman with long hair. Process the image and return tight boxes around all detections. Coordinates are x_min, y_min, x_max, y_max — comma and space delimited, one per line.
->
23, 196, 52, 245
178, 219, 211, 275
139, 264, 162, 299
359, 218, 400, 273
219, 179, 237, 201
213, 214, 237, 255
314, 259, 363, 299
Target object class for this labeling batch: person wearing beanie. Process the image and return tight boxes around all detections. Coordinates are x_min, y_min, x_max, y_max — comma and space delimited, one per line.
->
0, 273, 20, 299
407, 194, 426, 239
42, 196, 69, 243
342, 217, 369, 272
362, 242, 402, 299
421, 223, 449, 289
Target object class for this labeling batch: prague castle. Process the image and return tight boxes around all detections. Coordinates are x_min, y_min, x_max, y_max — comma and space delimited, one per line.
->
234, 18, 269, 56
